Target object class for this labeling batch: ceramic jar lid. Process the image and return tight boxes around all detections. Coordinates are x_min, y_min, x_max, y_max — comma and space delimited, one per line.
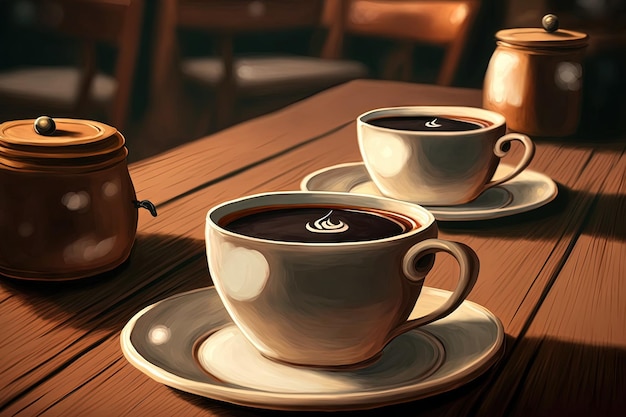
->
0, 117, 127, 170
495, 14, 588, 49
496, 28, 588, 49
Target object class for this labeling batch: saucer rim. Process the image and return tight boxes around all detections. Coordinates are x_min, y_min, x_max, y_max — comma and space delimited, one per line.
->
120, 286, 505, 411
300, 161, 559, 221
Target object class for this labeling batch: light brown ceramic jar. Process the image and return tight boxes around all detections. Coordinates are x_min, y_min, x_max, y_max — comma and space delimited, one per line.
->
0, 117, 155, 281
483, 21, 588, 137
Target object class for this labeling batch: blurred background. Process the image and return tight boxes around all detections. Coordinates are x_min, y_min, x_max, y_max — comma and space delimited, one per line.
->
0, 0, 624, 162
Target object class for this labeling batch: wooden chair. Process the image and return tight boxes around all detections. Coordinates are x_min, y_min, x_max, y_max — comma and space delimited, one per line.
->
150, 0, 480, 134
322, 0, 482, 86
150, 0, 368, 132
0, 0, 145, 131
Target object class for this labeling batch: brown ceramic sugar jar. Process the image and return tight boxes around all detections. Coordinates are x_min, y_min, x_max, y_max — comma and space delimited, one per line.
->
0, 117, 156, 281
483, 16, 588, 137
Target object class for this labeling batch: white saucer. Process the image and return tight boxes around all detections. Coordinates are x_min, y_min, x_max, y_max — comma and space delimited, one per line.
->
121, 286, 505, 411
300, 162, 558, 221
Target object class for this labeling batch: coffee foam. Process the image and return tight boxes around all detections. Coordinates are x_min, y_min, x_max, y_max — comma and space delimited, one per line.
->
305, 210, 349, 234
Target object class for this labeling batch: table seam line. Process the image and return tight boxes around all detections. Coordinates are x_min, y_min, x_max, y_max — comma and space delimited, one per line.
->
153, 120, 354, 210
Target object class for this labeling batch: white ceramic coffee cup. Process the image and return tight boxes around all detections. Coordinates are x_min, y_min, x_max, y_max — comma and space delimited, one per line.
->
358, 106, 535, 206
205, 191, 479, 368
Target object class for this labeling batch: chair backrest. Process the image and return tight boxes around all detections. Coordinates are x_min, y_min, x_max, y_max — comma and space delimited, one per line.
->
151, 0, 333, 95
173, 0, 325, 32
5, 0, 144, 130
322, 0, 481, 85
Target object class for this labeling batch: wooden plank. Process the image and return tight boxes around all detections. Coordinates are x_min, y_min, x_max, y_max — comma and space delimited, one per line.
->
4, 126, 623, 415
472, 149, 626, 417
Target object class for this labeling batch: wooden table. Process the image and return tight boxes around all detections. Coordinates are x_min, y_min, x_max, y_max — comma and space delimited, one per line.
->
1, 80, 625, 416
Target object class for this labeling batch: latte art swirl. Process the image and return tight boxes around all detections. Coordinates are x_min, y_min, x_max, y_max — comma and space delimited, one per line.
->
425, 118, 442, 128
306, 211, 349, 234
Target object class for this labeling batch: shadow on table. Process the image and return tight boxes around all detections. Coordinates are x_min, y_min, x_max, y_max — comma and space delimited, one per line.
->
469, 335, 626, 417
2, 183, 625, 331
0, 232, 209, 331
528, 129, 626, 151
438, 183, 626, 242
174, 333, 626, 417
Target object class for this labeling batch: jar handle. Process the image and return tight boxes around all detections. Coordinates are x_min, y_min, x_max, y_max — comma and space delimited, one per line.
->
133, 200, 157, 217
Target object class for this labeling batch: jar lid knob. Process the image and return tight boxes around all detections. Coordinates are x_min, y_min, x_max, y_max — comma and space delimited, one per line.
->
542, 14, 559, 33
33, 116, 56, 136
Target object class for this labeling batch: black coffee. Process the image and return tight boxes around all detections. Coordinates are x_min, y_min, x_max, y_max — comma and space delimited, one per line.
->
220, 205, 418, 243
367, 115, 490, 132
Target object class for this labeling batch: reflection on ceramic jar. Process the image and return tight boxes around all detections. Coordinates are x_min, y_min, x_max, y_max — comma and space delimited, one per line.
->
555, 61, 582, 92
0, 117, 157, 281
483, 15, 588, 137
484, 50, 525, 108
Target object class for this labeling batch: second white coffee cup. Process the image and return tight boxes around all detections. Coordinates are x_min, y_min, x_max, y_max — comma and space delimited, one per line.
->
358, 106, 535, 206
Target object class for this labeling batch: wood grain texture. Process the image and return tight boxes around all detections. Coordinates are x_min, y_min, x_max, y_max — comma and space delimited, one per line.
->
474, 150, 626, 417
1, 80, 625, 416
5, 141, 620, 416
4, 129, 622, 416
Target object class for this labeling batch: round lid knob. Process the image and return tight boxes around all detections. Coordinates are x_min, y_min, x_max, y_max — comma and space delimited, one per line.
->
495, 14, 588, 49
33, 116, 57, 136
541, 14, 559, 33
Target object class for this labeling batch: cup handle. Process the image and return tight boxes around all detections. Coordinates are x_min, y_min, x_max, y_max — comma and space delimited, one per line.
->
485, 133, 535, 189
387, 239, 479, 341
